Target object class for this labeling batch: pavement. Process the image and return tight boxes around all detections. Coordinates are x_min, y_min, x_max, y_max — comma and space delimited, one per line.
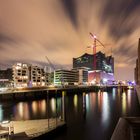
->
0, 118, 65, 140
111, 117, 140, 140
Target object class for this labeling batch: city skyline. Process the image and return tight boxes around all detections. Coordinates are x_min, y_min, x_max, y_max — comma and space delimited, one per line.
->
0, 0, 140, 80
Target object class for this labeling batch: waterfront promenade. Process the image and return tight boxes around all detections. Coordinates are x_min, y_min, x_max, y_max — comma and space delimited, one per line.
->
0, 85, 139, 140
136, 86, 140, 105
0, 85, 129, 100
0, 118, 66, 139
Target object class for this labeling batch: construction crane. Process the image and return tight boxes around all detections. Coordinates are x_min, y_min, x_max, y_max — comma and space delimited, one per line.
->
45, 56, 56, 72
45, 56, 64, 86
89, 32, 105, 71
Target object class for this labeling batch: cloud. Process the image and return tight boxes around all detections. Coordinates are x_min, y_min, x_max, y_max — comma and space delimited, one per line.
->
0, 0, 140, 80
61, 0, 78, 27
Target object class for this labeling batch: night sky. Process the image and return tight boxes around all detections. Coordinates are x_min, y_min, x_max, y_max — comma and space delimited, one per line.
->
0, 0, 140, 80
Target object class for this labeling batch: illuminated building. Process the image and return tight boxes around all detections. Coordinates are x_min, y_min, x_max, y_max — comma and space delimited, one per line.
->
53, 67, 88, 86
73, 51, 114, 84
13, 63, 30, 87
53, 69, 79, 86
88, 70, 114, 85
73, 51, 114, 73
30, 66, 46, 87
72, 67, 88, 85
12, 63, 47, 87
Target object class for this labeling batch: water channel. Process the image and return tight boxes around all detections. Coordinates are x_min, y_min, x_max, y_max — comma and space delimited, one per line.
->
0, 87, 140, 140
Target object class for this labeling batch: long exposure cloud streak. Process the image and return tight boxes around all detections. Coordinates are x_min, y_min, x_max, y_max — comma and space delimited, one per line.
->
0, 0, 140, 80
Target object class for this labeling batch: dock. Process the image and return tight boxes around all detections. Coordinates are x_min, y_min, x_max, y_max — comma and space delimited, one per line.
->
111, 117, 140, 140
0, 85, 130, 101
0, 118, 66, 140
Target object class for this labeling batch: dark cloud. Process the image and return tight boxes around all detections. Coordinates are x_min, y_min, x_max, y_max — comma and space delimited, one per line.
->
113, 43, 137, 67
100, 0, 140, 41
114, 45, 132, 56
61, 0, 77, 28
108, 20, 135, 41
0, 33, 17, 44
101, 0, 140, 21
0, 33, 19, 51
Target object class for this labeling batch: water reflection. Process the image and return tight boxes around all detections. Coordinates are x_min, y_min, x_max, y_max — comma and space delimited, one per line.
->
85, 94, 90, 112
122, 92, 127, 115
97, 91, 102, 112
18, 102, 24, 117
82, 93, 86, 120
102, 92, 110, 125
9, 97, 62, 120
50, 98, 56, 114
15, 102, 30, 120
74, 94, 78, 108
73, 94, 78, 113
0, 88, 139, 140
32, 101, 38, 115
0, 105, 3, 121
127, 89, 132, 108
112, 88, 116, 100
40, 100, 46, 115
90, 91, 96, 112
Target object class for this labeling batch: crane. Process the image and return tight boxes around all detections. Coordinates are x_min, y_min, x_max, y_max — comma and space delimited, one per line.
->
89, 32, 105, 71
45, 56, 56, 72
88, 33, 106, 84
45, 56, 64, 86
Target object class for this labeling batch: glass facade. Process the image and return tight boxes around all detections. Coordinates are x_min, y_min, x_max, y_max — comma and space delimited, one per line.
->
73, 51, 114, 73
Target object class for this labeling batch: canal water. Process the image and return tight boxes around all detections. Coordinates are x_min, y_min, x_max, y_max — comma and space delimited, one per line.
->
0, 88, 140, 140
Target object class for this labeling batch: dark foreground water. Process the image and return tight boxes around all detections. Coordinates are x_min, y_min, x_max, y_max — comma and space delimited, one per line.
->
0, 88, 140, 140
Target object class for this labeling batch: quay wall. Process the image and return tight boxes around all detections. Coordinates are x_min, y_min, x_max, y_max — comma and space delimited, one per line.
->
136, 86, 140, 105
0, 85, 127, 101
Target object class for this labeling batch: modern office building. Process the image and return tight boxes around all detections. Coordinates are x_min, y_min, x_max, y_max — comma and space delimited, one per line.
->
12, 63, 48, 87
53, 67, 89, 86
53, 69, 79, 86
73, 51, 114, 84
72, 67, 88, 85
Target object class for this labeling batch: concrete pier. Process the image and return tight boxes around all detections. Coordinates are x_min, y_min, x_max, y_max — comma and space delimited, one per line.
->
1, 118, 66, 139
0, 85, 127, 101
111, 117, 140, 140
136, 86, 140, 105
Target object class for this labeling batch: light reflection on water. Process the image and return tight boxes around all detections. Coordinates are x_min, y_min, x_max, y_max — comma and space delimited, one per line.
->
0, 88, 139, 140
15, 102, 30, 120
50, 98, 56, 114
0, 105, 3, 121
74, 94, 78, 108
32, 101, 38, 115
112, 88, 116, 100
127, 89, 131, 108
1, 97, 62, 121
122, 92, 127, 115
102, 92, 110, 125
85, 94, 90, 112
